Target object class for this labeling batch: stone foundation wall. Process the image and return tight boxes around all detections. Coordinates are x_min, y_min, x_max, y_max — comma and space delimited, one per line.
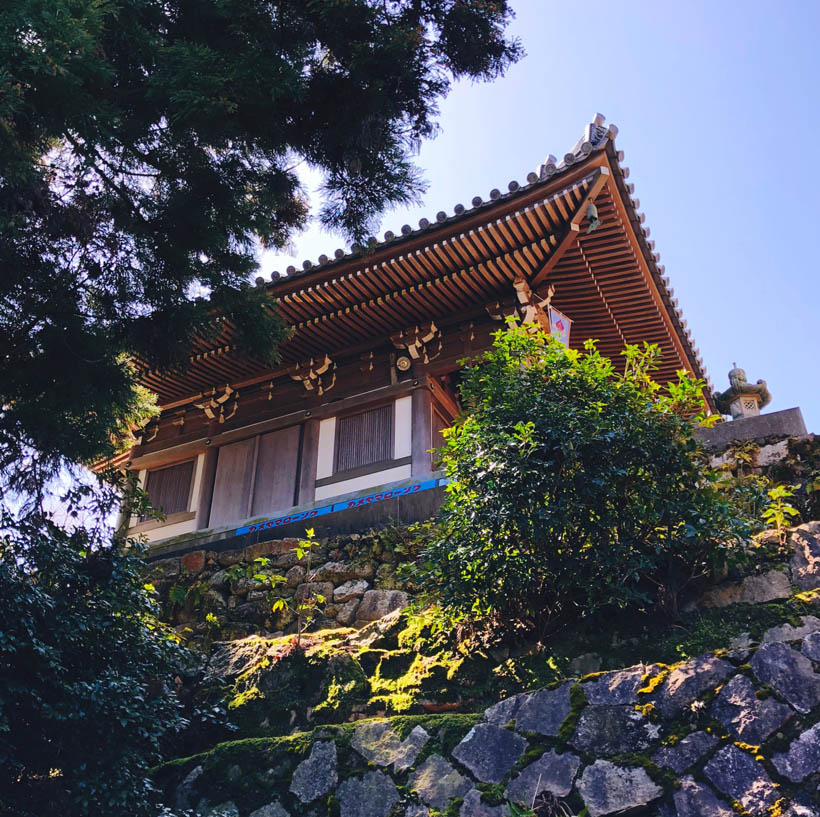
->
708, 433, 820, 521
145, 528, 425, 645
160, 614, 820, 817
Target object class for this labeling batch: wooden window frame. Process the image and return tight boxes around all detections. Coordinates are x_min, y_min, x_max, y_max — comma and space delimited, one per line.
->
135, 458, 197, 528
129, 510, 196, 534
331, 400, 396, 476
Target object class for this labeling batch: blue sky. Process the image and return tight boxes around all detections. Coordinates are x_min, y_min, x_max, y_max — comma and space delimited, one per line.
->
263, 0, 820, 432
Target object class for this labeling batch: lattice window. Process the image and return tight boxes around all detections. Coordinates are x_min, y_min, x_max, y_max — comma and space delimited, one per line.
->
144, 460, 194, 518
334, 405, 394, 473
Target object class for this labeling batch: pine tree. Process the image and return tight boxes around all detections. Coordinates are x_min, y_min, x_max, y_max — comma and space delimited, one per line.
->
0, 0, 521, 474
0, 3, 520, 813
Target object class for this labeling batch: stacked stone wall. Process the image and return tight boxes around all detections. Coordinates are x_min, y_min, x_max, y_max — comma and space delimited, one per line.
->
145, 528, 423, 646
144, 433, 820, 646
160, 613, 820, 816
709, 433, 820, 521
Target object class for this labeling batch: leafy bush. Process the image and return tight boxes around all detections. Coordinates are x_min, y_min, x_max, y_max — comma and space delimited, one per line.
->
0, 476, 192, 817
424, 323, 751, 637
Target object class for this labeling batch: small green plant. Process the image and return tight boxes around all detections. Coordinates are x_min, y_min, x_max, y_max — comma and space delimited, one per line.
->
271, 528, 325, 646
716, 472, 769, 532
762, 483, 800, 541
168, 584, 187, 606
226, 555, 281, 585
724, 440, 760, 475
203, 611, 221, 649
508, 803, 535, 817
507, 791, 578, 816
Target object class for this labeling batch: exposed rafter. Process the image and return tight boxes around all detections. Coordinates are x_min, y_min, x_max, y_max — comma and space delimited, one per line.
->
531, 167, 610, 288
130, 115, 710, 411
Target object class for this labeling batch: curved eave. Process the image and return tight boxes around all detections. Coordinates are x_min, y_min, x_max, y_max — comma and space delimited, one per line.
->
602, 140, 714, 409
134, 117, 712, 411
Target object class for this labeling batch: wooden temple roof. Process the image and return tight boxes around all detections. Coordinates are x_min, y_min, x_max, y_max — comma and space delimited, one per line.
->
136, 114, 711, 410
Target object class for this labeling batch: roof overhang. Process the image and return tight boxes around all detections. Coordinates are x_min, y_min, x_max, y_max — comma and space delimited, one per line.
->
135, 116, 712, 411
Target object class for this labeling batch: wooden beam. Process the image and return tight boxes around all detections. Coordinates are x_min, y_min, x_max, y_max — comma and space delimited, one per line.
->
297, 418, 320, 504
195, 447, 218, 530
531, 168, 610, 287
430, 376, 461, 421
129, 379, 420, 469
600, 171, 692, 374
130, 440, 207, 472
411, 385, 433, 476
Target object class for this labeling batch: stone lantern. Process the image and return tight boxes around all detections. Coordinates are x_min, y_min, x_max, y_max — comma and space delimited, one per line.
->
714, 364, 772, 420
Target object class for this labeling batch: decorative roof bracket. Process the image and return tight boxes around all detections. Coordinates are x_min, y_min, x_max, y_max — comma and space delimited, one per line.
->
134, 419, 159, 445
391, 322, 442, 364
513, 276, 554, 332
291, 355, 336, 396
485, 300, 519, 322
194, 385, 238, 424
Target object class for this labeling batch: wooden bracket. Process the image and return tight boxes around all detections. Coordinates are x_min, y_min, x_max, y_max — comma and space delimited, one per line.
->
458, 321, 476, 354
290, 355, 336, 396
513, 276, 555, 331
485, 300, 519, 322
359, 350, 375, 373
135, 419, 159, 445
170, 410, 186, 435
391, 322, 442, 364
194, 385, 239, 424
458, 321, 475, 344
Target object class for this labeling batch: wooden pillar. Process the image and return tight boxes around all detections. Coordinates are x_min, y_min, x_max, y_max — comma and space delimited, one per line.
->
195, 446, 219, 529
115, 469, 136, 537
411, 385, 433, 476
297, 418, 320, 505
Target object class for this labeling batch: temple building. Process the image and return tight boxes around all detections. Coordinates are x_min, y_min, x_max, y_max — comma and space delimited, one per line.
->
114, 114, 713, 556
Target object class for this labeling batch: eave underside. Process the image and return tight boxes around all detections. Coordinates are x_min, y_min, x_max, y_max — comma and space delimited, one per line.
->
136, 152, 703, 407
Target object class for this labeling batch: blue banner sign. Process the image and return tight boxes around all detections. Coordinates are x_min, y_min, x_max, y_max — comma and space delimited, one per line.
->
235, 478, 442, 537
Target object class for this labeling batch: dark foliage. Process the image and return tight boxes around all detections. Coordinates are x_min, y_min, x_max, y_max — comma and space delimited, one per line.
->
0, 3, 520, 812
0, 475, 194, 816
0, 0, 522, 476
424, 323, 753, 638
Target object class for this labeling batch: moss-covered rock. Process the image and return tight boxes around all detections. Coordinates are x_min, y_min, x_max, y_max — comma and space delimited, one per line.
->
186, 591, 820, 749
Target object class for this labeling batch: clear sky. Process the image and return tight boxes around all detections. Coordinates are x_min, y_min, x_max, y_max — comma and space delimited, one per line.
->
262, 0, 820, 432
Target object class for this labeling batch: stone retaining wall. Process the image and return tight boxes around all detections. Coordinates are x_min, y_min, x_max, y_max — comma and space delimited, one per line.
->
145, 433, 820, 648
708, 433, 820, 521
145, 528, 422, 644
161, 613, 820, 816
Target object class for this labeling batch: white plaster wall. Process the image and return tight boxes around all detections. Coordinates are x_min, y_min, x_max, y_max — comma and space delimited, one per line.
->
394, 396, 412, 459
316, 416, 337, 479
142, 517, 198, 543
129, 469, 149, 529
314, 464, 412, 501
189, 452, 205, 512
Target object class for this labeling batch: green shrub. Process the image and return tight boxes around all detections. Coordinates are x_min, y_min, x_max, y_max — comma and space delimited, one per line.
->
424, 322, 751, 637
0, 478, 192, 817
